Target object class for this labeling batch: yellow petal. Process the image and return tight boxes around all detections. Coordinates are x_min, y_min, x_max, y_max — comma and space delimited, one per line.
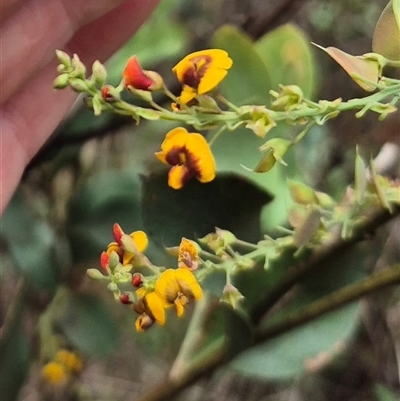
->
168, 165, 190, 189
162, 127, 189, 153
184, 134, 216, 183
144, 292, 166, 325
174, 299, 185, 317
178, 86, 196, 104
197, 67, 228, 94
175, 267, 203, 300
155, 269, 180, 304
172, 49, 232, 83
136, 287, 147, 299
122, 251, 134, 265
130, 230, 148, 252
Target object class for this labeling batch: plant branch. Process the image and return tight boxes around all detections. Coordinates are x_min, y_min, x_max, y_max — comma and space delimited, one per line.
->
133, 206, 400, 401
254, 263, 400, 344
250, 205, 400, 324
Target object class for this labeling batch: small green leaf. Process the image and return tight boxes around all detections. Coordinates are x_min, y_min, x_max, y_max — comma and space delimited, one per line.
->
287, 179, 317, 205
373, 0, 400, 60
355, 149, 367, 203
293, 207, 321, 247
255, 24, 318, 98
253, 149, 276, 173
369, 160, 392, 211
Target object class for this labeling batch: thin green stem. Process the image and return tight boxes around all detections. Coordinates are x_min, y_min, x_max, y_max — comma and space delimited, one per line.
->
208, 125, 226, 147
292, 121, 316, 145
234, 239, 259, 251
198, 249, 223, 264
215, 93, 241, 112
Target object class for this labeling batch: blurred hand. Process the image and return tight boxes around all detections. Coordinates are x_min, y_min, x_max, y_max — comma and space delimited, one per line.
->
0, 0, 159, 214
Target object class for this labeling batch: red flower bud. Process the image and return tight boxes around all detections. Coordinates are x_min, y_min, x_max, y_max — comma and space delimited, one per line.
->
120, 293, 131, 304
101, 86, 112, 101
123, 56, 162, 91
100, 251, 109, 270
113, 223, 124, 245
132, 273, 143, 287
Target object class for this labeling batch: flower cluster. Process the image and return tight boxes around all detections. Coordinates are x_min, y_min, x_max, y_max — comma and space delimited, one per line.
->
55, 49, 236, 190
133, 266, 203, 331
120, 49, 231, 190
89, 225, 203, 332
41, 349, 82, 387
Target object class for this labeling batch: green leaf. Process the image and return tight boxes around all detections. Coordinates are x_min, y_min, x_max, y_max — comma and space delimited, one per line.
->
255, 24, 318, 98
0, 325, 29, 401
373, 0, 400, 61
210, 127, 293, 232
57, 291, 119, 357
212, 25, 298, 231
141, 172, 272, 248
212, 25, 272, 104
0, 191, 62, 292
355, 149, 367, 203
231, 302, 359, 380
67, 171, 142, 263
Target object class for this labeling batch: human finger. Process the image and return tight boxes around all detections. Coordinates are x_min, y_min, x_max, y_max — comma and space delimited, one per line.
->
0, 0, 160, 214
1, 0, 126, 104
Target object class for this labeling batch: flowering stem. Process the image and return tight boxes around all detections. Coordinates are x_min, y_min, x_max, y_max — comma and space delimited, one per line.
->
97, 81, 400, 131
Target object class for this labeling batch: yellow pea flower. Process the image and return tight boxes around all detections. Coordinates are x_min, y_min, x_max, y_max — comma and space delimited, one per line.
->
155, 127, 216, 189
178, 238, 199, 270
133, 290, 166, 332
155, 268, 203, 317
54, 349, 83, 374
41, 362, 68, 386
172, 49, 233, 105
